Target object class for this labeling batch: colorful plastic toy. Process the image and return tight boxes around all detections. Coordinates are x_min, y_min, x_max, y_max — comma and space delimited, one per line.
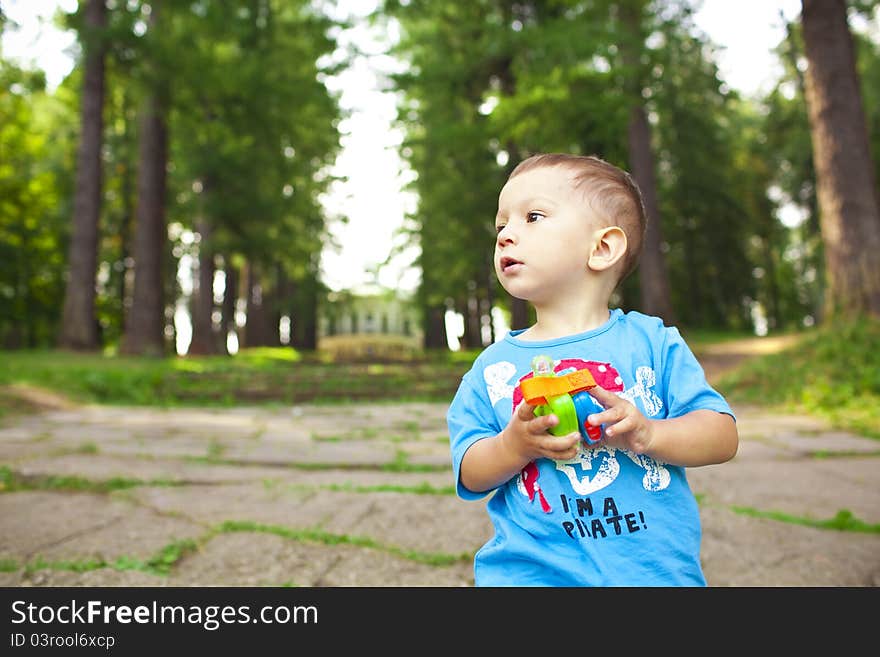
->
521, 355, 604, 445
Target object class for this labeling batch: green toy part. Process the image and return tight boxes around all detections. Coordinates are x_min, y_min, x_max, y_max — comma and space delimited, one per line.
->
528, 354, 604, 445
530, 355, 577, 436
533, 394, 579, 437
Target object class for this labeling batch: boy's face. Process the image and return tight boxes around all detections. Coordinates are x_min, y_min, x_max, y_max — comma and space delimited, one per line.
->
494, 165, 598, 305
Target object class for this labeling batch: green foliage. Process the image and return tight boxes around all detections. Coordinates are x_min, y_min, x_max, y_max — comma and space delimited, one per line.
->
385, 0, 880, 336
381, 0, 514, 346
2, 0, 343, 353
718, 317, 880, 438
161, 0, 344, 350
167, 0, 342, 257
0, 60, 74, 348
3, 0, 880, 351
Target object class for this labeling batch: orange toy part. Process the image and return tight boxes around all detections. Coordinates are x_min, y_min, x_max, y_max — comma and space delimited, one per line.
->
520, 369, 597, 406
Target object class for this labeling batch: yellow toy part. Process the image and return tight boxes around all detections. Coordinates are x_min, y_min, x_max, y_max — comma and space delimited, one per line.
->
520, 369, 597, 406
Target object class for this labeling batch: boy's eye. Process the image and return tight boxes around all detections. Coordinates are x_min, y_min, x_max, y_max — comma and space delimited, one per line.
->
495, 224, 506, 234
526, 211, 544, 223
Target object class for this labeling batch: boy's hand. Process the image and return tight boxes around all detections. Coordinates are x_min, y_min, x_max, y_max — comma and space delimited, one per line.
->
586, 385, 655, 455
501, 400, 581, 463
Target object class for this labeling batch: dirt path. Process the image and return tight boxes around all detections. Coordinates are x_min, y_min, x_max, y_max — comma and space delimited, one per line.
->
694, 334, 803, 384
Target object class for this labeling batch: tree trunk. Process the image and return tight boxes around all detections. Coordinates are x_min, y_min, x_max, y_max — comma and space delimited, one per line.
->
120, 2, 169, 356
292, 272, 318, 351
464, 285, 482, 348
619, 1, 676, 325
628, 105, 676, 324
684, 227, 700, 326
120, 93, 168, 356
118, 114, 135, 324
801, 0, 880, 318
268, 264, 283, 348
244, 262, 274, 347
187, 219, 217, 355
58, 0, 107, 350
422, 305, 447, 350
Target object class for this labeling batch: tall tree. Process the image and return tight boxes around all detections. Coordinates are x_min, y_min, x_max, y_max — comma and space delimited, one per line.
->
121, 94, 168, 355
121, 2, 169, 356
169, 0, 342, 354
800, 0, 880, 318
618, 1, 675, 323
384, 1, 508, 349
0, 62, 72, 348
58, 0, 107, 350
763, 15, 825, 325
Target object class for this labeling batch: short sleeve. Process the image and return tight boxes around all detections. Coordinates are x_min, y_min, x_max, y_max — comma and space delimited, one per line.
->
661, 327, 736, 422
446, 369, 503, 501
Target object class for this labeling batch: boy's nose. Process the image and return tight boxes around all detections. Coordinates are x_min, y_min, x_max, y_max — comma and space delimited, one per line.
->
496, 225, 516, 246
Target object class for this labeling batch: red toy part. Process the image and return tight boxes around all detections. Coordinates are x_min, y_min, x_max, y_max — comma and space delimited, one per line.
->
584, 422, 602, 442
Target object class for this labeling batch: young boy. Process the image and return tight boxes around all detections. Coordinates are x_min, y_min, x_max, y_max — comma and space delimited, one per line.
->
446, 153, 738, 586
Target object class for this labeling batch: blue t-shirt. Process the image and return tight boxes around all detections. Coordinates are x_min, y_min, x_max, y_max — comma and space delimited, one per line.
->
446, 308, 735, 586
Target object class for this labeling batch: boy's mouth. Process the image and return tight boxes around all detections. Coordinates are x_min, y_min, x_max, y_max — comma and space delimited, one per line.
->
500, 256, 523, 273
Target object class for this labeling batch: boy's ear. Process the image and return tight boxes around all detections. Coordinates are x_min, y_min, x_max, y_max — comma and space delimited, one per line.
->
587, 226, 628, 272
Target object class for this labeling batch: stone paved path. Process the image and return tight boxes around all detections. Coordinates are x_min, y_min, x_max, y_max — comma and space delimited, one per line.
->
1, 395, 878, 587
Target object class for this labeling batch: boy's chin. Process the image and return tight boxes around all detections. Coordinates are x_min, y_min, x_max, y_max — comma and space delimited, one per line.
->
500, 285, 534, 304
498, 281, 524, 297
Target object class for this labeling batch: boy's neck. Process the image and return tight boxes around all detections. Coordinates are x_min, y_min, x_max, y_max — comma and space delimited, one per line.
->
518, 305, 612, 341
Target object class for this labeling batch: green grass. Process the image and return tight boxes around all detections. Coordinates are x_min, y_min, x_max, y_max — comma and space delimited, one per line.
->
0, 466, 182, 494
0, 558, 18, 572
217, 520, 470, 566
1, 319, 877, 440
18, 538, 201, 577
0, 347, 472, 407
731, 507, 880, 533
716, 316, 880, 439
679, 327, 767, 349
4, 520, 471, 578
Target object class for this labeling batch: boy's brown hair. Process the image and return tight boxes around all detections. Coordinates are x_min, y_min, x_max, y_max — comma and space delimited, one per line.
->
508, 153, 648, 284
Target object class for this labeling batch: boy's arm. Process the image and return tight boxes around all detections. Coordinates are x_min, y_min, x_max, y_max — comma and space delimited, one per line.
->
587, 386, 738, 467
643, 408, 737, 466
460, 401, 581, 493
